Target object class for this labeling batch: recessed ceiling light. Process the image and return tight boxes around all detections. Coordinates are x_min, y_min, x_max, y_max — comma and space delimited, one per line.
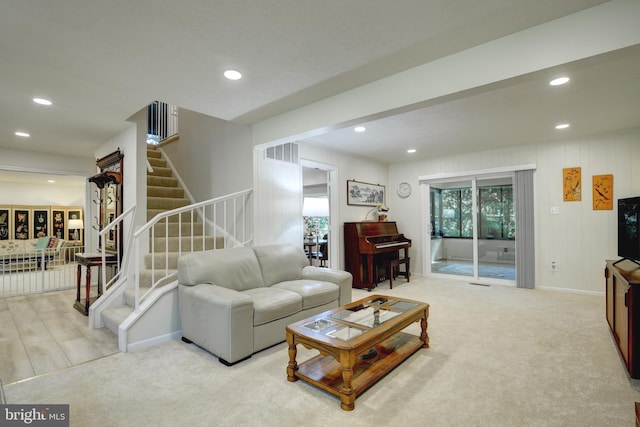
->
224, 70, 242, 80
33, 97, 52, 105
47, 179, 55, 183
549, 77, 570, 86
354, 126, 366, 132
407, 149, 417, 154
15, 131, 30, 137
555, 123, 570, 130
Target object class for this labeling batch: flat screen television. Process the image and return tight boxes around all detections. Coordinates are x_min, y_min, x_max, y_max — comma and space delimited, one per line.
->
617, 196, 640, 266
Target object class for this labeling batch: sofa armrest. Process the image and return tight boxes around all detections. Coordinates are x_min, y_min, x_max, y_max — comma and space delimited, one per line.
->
179, 284, 254, 364
301, 266, 352, 306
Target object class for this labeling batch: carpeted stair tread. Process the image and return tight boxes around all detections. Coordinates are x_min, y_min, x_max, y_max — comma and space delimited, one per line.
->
147, 186, 184, 198
144, 253, 181, 269
147, 176, 178, 187
146, 149, 162, 159
102, 305, 134, 335
150, 222, 205, 237
137, 269, 178, 288
147, 157, 166, 168
147, 166, 173, 177
147, 210, 198, 222
123, 286, 151, 307
147, 196, 191, 210
151, 236, 223, 252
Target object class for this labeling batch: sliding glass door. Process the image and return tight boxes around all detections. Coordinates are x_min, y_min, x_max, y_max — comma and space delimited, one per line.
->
430, 179, 475, 277
476, 177, 515, 281
429, 175, 515, 282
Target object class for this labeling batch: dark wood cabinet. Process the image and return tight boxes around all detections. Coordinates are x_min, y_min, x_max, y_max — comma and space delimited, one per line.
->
605, 259, 640, 378
88, 150, 123, 256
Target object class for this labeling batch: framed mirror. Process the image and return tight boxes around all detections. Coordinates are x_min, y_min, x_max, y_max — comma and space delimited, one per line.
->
89, 150, 124, 254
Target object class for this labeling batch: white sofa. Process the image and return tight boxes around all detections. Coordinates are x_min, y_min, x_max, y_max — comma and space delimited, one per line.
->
177, 244, 352, 365
0, 237, 66, 272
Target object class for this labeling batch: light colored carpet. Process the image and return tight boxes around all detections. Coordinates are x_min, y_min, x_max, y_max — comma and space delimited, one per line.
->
436, 263, 516, 280
5, 276, 640, 426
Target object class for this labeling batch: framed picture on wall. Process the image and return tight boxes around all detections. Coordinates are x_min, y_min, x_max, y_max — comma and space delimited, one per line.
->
592, 174, 613, 210
347, 180, 385, 207
0, 207, 9, 240
52, 208, 65, 240
563, 167, 582, 202
13, 208, 30, 240
33, 208, 49, 238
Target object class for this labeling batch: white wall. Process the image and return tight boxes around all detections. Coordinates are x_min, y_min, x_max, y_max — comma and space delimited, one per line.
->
253, 148, 301, 246
161, 108, 253, 200
388, 127, 640, 294
0, 147, 95, 178
0, 181, 83, 206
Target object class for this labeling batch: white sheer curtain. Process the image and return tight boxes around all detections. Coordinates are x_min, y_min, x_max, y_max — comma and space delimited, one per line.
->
514, 169, 536, 288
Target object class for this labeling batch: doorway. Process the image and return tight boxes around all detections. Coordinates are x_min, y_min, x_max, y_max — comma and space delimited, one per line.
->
301, 161, 337, 268
428, 174, 516, 283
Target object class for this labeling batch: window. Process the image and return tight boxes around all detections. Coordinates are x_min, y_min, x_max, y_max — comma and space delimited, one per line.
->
479, 186, 514, 239
303, 216, 328, 238
438, 188, 473, 237
433, 185, 514, 239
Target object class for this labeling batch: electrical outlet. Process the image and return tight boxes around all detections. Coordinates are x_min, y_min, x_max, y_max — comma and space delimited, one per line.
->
551, 261, 558, 271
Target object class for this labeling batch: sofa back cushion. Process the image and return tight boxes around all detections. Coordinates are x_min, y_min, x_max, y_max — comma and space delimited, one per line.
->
252, 244, 309, 287
177, 247, 264, 291
36, 237, 50, 250
0, 239, 35, 254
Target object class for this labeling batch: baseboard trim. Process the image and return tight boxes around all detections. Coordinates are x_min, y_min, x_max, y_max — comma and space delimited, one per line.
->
126, 330, 182, 353
537, 285, 604, 297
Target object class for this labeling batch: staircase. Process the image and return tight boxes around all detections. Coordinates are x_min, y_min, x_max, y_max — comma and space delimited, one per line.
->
100, 146, 223, 336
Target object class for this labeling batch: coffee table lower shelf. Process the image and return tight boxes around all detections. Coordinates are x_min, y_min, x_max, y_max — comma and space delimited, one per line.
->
291, 332, 423, 407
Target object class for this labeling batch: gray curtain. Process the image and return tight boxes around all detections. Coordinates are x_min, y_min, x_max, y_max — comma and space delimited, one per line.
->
514, 169, 535, 288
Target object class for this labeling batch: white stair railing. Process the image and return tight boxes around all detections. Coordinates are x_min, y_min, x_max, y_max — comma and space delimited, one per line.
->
132, 189, 253, 312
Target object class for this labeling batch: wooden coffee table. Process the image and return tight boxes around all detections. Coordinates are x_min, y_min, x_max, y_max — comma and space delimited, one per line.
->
286, 295, 429, 411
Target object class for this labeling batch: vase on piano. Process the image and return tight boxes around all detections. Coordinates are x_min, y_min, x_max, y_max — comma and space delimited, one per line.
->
378, 214, 387, 221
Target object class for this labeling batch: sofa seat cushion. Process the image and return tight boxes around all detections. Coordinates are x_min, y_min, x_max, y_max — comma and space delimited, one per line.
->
243, 287, 302, 326
272, 280, 339, 309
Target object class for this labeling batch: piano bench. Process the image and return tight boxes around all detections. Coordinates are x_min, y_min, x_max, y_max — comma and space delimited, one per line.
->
388, 257, 410, 289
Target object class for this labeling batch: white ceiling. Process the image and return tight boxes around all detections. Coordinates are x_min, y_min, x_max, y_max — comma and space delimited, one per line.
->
308, 44, 640, 162
1, 0, 638, 170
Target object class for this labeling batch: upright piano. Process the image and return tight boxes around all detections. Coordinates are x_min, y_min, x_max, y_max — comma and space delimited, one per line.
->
344, 221, 411, 289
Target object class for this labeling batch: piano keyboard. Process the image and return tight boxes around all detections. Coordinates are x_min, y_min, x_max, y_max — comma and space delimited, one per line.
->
375, 242, 408, 248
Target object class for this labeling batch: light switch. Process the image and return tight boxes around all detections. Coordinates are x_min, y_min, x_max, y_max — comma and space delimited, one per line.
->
549, 206, 560, 215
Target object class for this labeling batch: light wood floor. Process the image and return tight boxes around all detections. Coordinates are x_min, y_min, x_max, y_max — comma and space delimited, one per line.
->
0, 288, 118, 386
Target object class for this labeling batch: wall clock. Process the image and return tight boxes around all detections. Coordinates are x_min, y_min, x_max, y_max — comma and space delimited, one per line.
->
397, 182, 412, 198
